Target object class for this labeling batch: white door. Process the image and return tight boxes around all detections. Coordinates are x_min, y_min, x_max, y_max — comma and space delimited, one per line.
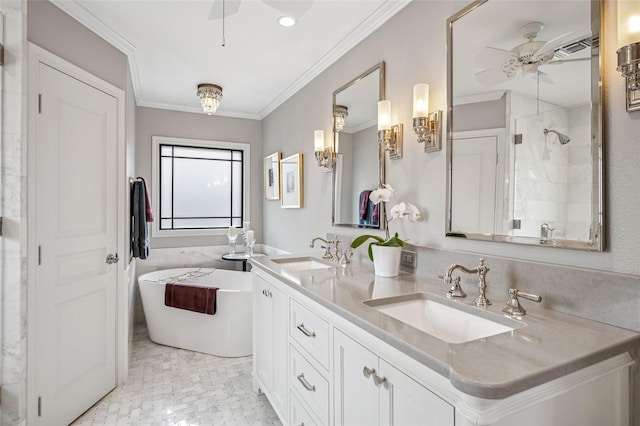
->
451, 135, 498, 234
35, 61, 118, 425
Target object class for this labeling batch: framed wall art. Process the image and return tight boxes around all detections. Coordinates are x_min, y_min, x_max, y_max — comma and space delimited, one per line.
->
280, 153, 303, 208
264, 152, 281, 200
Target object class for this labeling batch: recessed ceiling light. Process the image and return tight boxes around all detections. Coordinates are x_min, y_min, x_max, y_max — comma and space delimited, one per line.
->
278, 16, 296, 27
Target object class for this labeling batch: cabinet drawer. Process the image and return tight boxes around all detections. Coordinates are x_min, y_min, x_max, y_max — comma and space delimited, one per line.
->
290, 390, 319, 426
290, 345, 329, 425
290, 300, 330, 368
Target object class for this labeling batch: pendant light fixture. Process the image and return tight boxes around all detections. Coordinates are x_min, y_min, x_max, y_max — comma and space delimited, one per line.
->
197, 84, 223, 115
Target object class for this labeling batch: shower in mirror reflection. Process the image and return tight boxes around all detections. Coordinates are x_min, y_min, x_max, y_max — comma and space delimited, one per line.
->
543, 128, 571, 145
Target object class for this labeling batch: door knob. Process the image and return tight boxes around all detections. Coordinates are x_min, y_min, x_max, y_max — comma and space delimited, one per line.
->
106, 253, 119, 264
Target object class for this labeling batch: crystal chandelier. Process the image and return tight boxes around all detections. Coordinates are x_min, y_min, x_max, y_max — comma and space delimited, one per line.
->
196, 84, 223, 115
333, 105, 349, 132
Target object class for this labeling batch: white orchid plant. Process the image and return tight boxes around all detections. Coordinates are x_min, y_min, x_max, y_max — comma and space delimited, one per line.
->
350, 184, 421, 261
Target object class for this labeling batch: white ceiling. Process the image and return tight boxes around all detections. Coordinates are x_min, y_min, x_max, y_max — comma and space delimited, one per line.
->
52, 0, 412, 120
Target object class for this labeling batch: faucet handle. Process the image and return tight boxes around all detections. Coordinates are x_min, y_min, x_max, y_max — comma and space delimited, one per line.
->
438, 274, 466, 298
338, 249, 353, 265
502, 288, 541, 317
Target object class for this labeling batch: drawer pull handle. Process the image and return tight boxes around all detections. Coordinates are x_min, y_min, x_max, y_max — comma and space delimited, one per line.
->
373, 374, 387, 387
296, 323, 316, 338
362, 366, 375, 378
297, 373, 316, 392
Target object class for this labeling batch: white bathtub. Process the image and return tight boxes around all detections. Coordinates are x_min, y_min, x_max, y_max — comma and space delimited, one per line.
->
138, 268, 252, 357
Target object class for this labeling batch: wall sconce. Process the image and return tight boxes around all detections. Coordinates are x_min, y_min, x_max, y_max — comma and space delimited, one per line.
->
314, 130, 336, 172
617, 2, 640, 112
412, 84, 442, 152
377, 100, 403, 159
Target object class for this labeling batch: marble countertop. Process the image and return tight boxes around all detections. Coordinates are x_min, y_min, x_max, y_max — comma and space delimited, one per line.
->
249, 254, 640, 399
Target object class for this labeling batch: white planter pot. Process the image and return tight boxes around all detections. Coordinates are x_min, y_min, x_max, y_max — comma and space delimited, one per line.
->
371, 245, 402, 277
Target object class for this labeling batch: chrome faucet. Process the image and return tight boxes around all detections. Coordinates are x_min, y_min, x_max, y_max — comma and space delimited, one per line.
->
443, 258, 491, 307
541, 223, 554, 240
310, 237, 340, 261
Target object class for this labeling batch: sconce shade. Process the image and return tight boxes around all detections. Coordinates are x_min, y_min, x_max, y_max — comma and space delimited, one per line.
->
334, 105, 349, 132
413, 84, 429, 118
196, 83, 223, 115
618, 2, 640, 47
378, 100, 391, 131
314, 130, 325, 151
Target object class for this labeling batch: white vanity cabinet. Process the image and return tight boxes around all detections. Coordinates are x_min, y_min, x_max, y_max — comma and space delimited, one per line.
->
252, 272, 288, 422
334, 329, 454, 426
251, 263, 638, 426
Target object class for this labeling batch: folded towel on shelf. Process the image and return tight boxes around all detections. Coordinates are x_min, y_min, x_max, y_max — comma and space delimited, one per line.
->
164, 283, 219, 315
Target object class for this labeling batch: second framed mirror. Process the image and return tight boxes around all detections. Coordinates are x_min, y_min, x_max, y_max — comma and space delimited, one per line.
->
332, 61, 385, 230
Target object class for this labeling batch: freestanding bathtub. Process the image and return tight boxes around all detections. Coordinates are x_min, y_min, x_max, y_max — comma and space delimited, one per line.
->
138, 268, 252, 357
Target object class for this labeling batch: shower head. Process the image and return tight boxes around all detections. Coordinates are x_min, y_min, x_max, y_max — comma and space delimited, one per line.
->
544, 128, 571, 145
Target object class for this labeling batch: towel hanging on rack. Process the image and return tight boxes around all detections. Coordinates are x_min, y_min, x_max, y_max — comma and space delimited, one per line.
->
131, 180, 150, 259
138, 177, 154, 222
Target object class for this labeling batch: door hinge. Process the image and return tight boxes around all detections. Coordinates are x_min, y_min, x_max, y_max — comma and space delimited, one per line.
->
513, 219, 522, 230
514, 133, 523, 144
38, 246, 42, 265
38, 396, 42, 416
38, 94, 42, 114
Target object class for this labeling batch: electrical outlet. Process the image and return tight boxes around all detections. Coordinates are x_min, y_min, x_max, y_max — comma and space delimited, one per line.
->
400, 249, 417, 268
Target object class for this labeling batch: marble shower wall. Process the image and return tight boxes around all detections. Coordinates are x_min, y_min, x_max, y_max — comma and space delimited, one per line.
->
0, 1, 27, 425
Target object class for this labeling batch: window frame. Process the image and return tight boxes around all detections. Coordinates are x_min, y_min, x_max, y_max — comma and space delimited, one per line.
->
150, 135, 250, 238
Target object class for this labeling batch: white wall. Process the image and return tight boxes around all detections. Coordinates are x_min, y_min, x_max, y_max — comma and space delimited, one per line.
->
262, 0, 640, 277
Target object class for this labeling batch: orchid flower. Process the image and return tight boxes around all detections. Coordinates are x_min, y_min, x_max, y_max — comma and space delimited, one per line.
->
369, 187, 393, 204
388, 202, 406, 220
352, 183, 423, 259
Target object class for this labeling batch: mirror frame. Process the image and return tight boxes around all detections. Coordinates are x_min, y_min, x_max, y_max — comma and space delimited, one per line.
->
445, 0, 603, 251
332, 61, 386, 230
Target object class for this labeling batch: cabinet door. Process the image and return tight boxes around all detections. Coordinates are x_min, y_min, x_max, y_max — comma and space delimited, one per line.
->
379, 359, 454, 426
254, 276, 274, 389
334, 330, 379, 426
254, 275, 288, 420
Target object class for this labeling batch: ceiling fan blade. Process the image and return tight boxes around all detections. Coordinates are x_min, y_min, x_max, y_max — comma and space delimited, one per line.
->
530, 31, 574, 61
208, 0, 242, 20
474, 47, 517, 70
475, 69, 515, 87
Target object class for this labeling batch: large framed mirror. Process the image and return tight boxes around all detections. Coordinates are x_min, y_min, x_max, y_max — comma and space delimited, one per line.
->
446, 0, 603, 251
332, 61, 386, 230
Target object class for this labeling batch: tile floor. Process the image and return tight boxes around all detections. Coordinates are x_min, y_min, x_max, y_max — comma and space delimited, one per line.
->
72, 326, 281, 426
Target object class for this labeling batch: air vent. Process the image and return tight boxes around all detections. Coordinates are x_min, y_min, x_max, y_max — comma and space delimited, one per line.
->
554, 36, 592, 59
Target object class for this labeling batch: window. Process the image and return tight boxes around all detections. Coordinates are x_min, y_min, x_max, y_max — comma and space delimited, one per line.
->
151, 136, 249, 237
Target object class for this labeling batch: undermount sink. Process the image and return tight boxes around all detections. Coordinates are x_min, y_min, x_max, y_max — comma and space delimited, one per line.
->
364, 293, 525, 344
272, 256, 334, 271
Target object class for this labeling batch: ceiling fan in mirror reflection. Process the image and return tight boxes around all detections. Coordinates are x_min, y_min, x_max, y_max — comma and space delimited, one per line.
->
474, 21, 590, 87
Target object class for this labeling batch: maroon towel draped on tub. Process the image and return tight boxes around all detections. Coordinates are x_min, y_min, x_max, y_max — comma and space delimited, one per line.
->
164, 283, 219, 315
